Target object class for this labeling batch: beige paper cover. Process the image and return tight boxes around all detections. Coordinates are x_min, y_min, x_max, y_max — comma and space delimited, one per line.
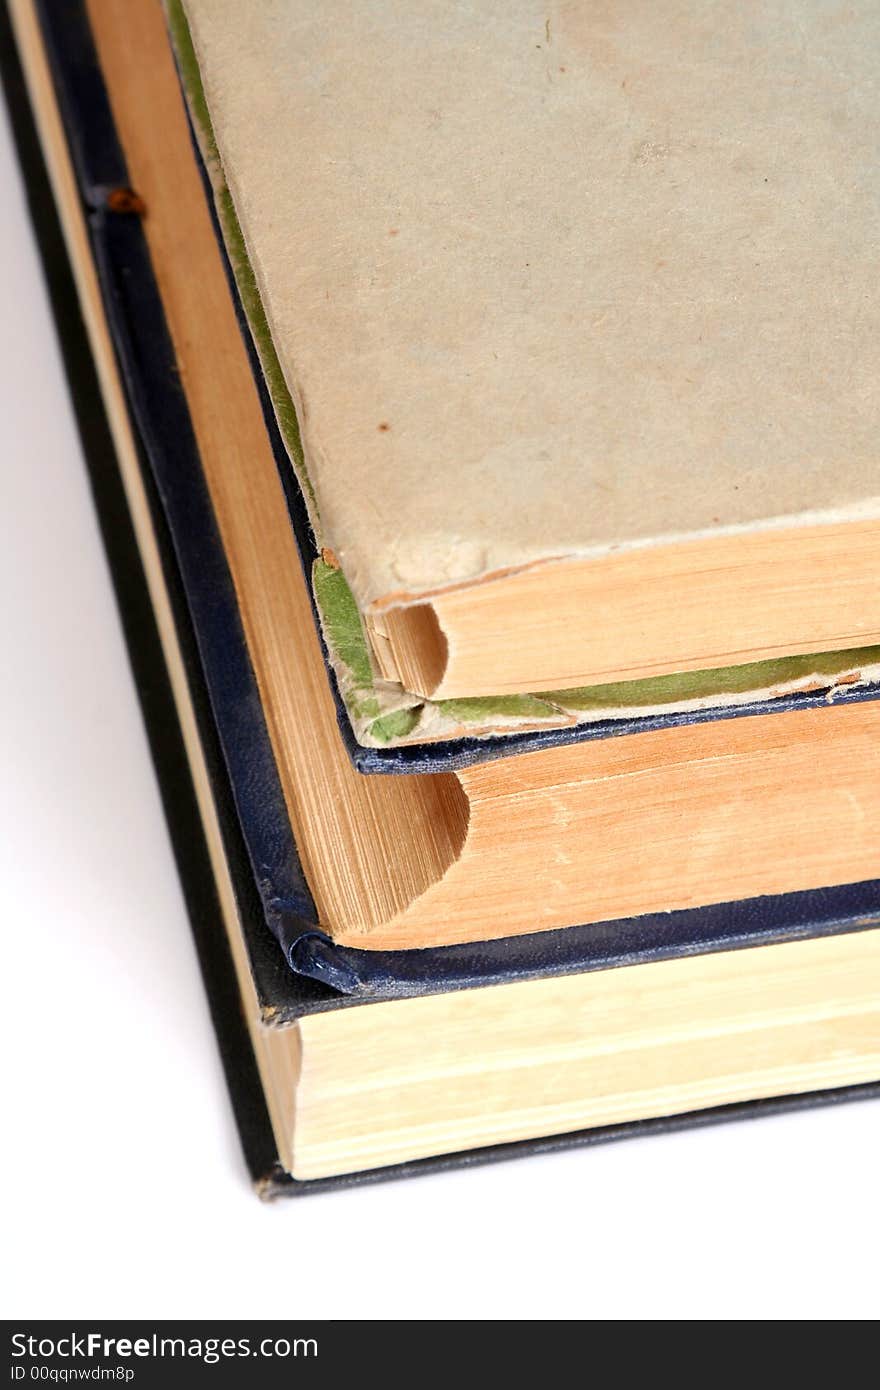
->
182, 0, 880, 610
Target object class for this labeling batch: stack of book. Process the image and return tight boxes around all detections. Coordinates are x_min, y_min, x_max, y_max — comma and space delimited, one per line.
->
7, 0, 878, 1194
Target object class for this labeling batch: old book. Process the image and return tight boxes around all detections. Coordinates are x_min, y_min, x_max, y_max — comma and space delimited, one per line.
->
8, 0, 879, 1193
15, 0, 880, 958
170, 0, 880, 714
6, 0, 878, 1195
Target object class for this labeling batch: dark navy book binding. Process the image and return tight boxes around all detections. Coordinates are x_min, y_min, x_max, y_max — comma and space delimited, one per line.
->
6, 0, 878, 1196
17, 0, 880, 1018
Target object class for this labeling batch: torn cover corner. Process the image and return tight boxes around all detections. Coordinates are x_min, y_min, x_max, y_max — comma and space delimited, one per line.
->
268, 908, 363, 995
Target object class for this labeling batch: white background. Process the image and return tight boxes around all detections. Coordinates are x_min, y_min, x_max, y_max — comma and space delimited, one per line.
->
1, 93, 877, 1323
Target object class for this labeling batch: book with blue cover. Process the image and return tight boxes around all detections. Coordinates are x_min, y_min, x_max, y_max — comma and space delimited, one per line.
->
6, 0, 879, 1192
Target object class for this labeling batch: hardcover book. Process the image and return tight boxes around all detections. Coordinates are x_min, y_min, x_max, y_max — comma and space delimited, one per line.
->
171, 0, 880, 740
6, 0, 879, 1193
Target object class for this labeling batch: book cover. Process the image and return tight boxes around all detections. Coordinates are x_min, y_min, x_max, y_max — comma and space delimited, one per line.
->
179, 0, 880, 604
